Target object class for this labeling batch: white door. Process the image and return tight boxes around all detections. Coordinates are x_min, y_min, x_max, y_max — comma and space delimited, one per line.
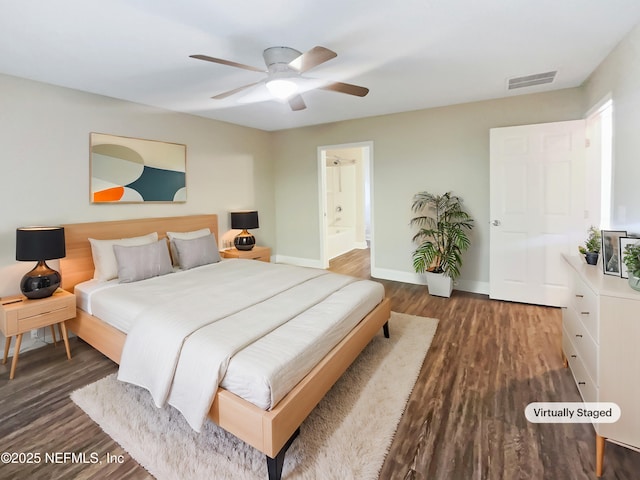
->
489, 120, 585, 306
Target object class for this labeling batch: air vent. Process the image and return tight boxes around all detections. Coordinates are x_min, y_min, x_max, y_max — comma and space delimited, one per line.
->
508, 71, 557, 90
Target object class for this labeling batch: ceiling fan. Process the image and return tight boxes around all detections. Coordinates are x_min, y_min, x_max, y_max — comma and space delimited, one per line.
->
189, 46, 369, 111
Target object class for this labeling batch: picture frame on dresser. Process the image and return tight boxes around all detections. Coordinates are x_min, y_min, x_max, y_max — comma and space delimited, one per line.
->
619, 236, 639, 279
601, 230, 627, 276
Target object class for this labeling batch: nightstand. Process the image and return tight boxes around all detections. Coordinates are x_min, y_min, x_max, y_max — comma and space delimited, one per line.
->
220, 246, 271, 262
1, 289, 75, 379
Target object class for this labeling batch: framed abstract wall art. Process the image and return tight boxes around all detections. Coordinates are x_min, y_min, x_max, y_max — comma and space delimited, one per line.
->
90, 133, 186, 203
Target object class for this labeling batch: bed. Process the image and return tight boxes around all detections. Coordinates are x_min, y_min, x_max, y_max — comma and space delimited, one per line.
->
60, 214, 391, 480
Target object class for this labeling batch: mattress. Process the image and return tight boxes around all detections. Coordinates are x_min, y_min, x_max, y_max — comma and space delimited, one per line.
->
75, 259, 384, 429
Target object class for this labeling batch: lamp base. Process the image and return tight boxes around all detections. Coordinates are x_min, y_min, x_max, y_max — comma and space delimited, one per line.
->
20, 260, 61, 299
234, 230, 255, 251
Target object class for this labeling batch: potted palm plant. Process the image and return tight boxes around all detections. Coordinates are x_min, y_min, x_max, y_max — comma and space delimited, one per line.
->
410, 191, 474, 297
578, 226, 601, 265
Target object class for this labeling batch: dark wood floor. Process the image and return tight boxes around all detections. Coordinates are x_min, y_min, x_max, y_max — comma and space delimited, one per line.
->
2, 249, 639, 479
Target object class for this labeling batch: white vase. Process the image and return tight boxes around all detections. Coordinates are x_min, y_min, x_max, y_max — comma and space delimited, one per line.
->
425, 271, 453, 297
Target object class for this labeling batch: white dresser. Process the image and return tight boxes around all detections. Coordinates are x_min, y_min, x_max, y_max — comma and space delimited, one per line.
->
562, 254, 640, 476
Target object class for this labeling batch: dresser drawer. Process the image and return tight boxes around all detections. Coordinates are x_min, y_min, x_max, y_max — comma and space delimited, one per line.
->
563, 325, 598, 403
569, 271, 599, 343
562, 307, 598, 384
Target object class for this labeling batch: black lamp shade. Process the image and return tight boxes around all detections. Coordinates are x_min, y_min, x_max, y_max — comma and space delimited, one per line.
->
230, 211, 259, 230
16, 227, 66, 299
16, 226, 66, 261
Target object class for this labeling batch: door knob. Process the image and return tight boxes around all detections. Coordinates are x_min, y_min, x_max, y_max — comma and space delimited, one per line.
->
491, 220, 501, 226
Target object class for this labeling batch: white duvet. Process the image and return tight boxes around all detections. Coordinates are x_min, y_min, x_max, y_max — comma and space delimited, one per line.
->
97, 259, 384, 431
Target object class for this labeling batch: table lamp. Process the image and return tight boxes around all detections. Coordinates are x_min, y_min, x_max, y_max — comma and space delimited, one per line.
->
16, 226, 66, 299
230, 211, 259, 251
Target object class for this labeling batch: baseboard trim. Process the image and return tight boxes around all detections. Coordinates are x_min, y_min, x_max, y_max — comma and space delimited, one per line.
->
272, 256, 489, 295
371, 267, 489, 295
370, 267, 427, 285
273, 255, 324, 269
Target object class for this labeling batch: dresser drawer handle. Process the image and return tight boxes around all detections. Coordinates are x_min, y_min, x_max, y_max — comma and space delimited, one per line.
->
575, 334, 583, 338
580, 311, 590, 315
575, 294, 584, 298
578, 381, 586, 385
571, 355, 577, 358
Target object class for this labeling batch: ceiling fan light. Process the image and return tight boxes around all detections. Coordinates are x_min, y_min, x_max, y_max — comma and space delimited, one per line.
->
266, 79, 298, 99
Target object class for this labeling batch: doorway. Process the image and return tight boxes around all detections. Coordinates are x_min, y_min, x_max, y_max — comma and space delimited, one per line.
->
318, 142, 373, 269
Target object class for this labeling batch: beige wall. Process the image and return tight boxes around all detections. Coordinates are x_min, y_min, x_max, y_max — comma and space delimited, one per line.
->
4, 17, 640, 298
0, 74, 275, 297
583, 21, 640, 233
272, 89, 585, 291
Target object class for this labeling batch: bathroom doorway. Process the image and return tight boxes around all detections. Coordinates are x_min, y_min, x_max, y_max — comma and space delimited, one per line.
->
318, 142, 372, 269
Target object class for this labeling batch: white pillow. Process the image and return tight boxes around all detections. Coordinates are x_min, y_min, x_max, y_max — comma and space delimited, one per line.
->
89, 232, 158, 281
113, 240, 173, 283
167, 228, 211, 267
172, 234, 221, 270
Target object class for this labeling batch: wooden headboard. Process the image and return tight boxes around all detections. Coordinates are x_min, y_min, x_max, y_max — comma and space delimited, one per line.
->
60, 214, 219, 292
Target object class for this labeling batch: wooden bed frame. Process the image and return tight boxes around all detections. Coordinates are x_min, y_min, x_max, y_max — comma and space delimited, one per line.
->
60, 214, 391, 480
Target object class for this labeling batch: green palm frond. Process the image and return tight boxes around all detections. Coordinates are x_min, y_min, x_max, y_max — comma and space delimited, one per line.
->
410, 191, 474, 281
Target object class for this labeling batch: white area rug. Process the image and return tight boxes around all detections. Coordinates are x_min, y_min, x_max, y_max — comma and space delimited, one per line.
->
71, 312, 438, 480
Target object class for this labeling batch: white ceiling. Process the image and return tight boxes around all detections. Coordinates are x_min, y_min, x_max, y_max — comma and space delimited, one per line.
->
2, 1, 640, 131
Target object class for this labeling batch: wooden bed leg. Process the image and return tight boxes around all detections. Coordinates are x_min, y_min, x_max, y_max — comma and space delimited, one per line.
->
266, 428, 300, 480
596, 433, 605, 477
383, 321, 390, 338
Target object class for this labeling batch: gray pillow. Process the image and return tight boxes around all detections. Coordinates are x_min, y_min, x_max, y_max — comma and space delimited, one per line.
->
167, 228, 211, 267
173, 234, 221, 270
113, 239, 173, 283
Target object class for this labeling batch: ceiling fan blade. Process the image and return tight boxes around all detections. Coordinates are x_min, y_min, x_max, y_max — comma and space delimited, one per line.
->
288, 94, 306, 111
289, 46, 337, 73
212, 82, 262, 100
320, 81, 369, 97
190, 54, 265, 73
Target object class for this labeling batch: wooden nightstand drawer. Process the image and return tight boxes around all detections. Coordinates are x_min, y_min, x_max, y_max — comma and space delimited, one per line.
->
220, 246, 271, 262
1, 289, 76, 379
16, 304, 74, 331
1, 290, 76, 337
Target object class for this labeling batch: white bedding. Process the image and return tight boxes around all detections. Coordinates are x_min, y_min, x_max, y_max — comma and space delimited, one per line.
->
77, 259, 384, 431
